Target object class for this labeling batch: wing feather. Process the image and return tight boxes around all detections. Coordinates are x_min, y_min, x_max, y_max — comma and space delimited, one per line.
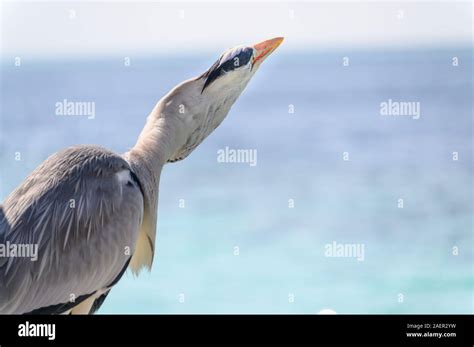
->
0, 145, 144, 314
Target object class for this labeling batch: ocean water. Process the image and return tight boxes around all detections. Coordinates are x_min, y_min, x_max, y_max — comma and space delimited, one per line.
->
0, 48, 472, 313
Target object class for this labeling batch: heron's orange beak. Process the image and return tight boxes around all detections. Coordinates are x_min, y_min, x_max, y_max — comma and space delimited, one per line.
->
252, 37, 284, 65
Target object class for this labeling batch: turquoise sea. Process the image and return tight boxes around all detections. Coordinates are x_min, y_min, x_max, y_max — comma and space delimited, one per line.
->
1, 48, 472, 313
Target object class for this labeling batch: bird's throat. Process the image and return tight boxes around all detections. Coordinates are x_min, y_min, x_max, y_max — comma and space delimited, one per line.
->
124, 116, 177, 274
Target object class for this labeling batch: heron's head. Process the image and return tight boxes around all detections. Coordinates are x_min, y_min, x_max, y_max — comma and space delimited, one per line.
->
156, 37, 284, 163
199, 36, 284, 95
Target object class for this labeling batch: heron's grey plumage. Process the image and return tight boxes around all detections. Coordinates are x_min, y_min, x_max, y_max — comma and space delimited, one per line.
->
0, 146, 143, 314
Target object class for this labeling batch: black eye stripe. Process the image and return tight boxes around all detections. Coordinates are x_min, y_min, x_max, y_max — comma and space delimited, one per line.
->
222, 49, 253, 70
201, 60, 224, 92
201, 48, 253, 93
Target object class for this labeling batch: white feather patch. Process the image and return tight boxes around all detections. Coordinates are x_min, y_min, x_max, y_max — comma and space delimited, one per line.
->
116, 169, 131, 184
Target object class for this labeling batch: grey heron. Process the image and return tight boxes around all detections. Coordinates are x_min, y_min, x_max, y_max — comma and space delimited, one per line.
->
0, 37, 283, 314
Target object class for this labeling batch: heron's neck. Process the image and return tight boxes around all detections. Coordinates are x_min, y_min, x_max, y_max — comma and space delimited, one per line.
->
124, 114, 179, 273
128, 117, 175, 180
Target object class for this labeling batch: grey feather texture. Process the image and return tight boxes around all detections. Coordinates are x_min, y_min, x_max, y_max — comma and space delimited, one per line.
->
0, 145, 143, 314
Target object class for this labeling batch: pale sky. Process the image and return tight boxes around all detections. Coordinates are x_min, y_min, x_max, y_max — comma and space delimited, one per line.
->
1, 0, 472, 57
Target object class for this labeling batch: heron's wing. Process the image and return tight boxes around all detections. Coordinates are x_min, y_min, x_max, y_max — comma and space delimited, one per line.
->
0, 205, 7, 269
0, 145, 144, 314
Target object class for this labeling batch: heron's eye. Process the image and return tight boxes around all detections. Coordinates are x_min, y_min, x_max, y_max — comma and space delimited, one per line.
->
201, 47, 254, 93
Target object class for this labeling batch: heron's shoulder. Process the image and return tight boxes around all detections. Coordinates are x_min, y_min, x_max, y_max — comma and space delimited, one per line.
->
3, 145, 132, 208
42, 145, 130, 178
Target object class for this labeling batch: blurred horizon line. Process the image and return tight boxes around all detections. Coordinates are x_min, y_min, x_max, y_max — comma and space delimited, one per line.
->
1, 43, 472, 63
